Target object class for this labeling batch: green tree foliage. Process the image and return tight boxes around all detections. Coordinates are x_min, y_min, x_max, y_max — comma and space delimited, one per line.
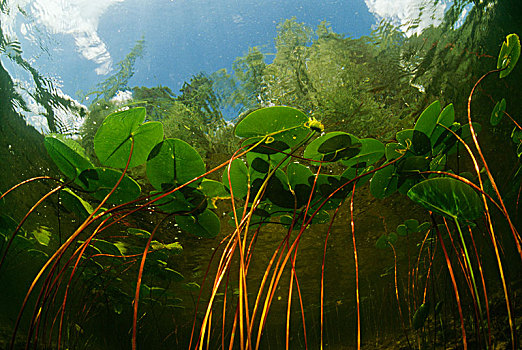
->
133, 73, 235, 161
83, 37, 145, 105
80, 38, 145, 160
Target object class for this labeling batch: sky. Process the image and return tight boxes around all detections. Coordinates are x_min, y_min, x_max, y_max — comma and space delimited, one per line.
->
0, 0, 458, 128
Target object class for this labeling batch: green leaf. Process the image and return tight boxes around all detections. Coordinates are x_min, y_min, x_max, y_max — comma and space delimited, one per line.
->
94, 107, 164, 168
407, 178, 483, 222
32, 226, 52, 246
60, 188, 93, 221
341, 138, 384, 167
370, 165, 398, 199
127, 228, 151, 237
413, 302, 430, 330
176, 209, 221, 238
490, 99, 506, 126
396, 129, 430, 156
90, 239, 124, 256
78, 167, 141, 204
511, 127, 522, 144
44, 134, 93, 181
199, 179, 229, 208
287, 162, 314, 207
418, 222, 431, 232
497, 33, 520, 79
414, 100, 441, 138
303, 132, 361, 163
375, 232, 397, 249
396, 224, 408, 236
404, 219, 419, 233
234, 106, 310, 151
385, 143, 403, 161
150, 189, 204, 215
341, 165, 374, 189
163, 268, 184, 282
147, 138, 205, 191
431, 104, 455, 149
266, 169, 295, 208
222, 158, 249, 199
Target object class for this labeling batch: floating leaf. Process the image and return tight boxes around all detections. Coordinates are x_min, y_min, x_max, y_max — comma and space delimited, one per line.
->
176, 209, 220, 238
370, 165, 398, 199
407, 177, 483, 222
94, 107, 163, 168
234, 106, 310, 151
147, 138, 205, 190
266, 169, 294, 208
78, 167, 141, 204
431, 104, 455, 149
414, 100, 441, 139
44, 134, 93, 181
60, 188, 93, 221
222, 158, 249, 199
341, 138, 384, 167
199, 179, 229, 209
385, 143, 403, 161
287, 162, 314, 207
497, 33, 520, 79
304, 132, 361, 163
490, 98, 506, 126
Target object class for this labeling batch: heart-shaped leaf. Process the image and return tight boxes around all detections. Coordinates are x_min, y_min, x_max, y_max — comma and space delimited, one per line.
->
497, 33, 520, 79
44, 134, 93, 181
304, 132, 361, 163
407, 177, 483, 222
147, 138, 205, 191
94, 107, 164, 168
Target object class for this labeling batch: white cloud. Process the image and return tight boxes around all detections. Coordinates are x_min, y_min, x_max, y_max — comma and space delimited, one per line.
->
1, 0, 124, 75
110, 90, 133, 105
365, 0, 450, 36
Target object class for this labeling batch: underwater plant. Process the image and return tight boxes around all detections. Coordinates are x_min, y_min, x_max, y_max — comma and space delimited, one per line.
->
0, 31, 521, 350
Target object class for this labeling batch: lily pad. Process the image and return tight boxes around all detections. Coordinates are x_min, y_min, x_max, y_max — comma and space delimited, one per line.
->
490, 98, 506, 126
370, 165, 398, 199
176, 209, 221, 238
222, 158, 249, 199
78, 167, 141, 204
497, 33, 520, 79
147, 138, 205, 191
414, 100, 441, 139
304, 132, 361, 163
94, 107, 164, 168
44, 134, 93, 181
407, 177, 483, 222
341, 138, 384, 168
431, 104, 455, 149
60, 188, 93, 221
234, 106, 310, 151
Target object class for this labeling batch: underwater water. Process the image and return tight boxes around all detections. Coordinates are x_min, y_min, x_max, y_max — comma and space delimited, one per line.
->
1, 0, 522, 349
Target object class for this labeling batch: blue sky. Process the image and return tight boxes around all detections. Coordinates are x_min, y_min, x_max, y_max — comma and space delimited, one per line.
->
0, 0, 458, 129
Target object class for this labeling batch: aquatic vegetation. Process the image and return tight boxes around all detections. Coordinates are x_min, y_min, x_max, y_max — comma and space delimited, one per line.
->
1, 4, 521, 348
